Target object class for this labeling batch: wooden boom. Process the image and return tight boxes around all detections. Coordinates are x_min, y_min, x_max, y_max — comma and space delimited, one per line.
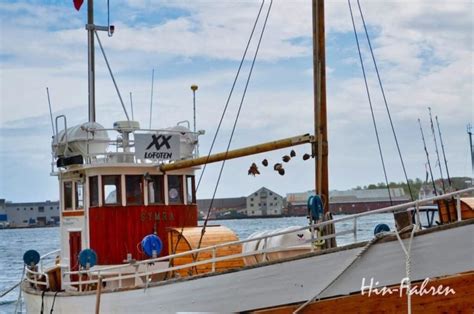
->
160, 134, 313, 172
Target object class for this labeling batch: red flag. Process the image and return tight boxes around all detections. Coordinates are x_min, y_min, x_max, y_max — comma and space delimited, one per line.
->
73, 0, 84, 11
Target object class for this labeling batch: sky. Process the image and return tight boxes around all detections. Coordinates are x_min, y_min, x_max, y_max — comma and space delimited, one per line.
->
0, 0, 472, 202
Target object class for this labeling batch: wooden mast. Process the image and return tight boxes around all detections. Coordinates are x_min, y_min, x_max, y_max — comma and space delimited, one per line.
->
312, 0, 329, 213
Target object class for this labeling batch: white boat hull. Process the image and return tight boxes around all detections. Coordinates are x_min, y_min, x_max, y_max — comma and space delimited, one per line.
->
23, 222, 474, 313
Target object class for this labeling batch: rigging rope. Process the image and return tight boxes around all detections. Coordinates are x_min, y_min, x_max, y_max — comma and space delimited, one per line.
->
94, 31, 130, 122
394, 225, 417, 314
168, 0, 268, 268
197, 0, 274, 252
294, 224, 416, 314
356, 0, 414, 201
348, 0, 392, 204
294, 232, 383, 313
195, 0, 267, 193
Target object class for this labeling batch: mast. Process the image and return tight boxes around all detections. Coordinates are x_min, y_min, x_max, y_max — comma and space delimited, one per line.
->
418, 119, 437, 196
435, 116, 452, 188
312, 0, 328, 212
87, 0, 96, 122
428, 107, 445, 192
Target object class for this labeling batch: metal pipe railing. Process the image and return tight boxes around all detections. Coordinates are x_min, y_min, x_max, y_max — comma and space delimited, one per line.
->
27, 187, 473, 291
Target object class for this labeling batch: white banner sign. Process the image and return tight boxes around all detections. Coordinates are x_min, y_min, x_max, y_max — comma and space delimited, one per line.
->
135, 133, 180, 161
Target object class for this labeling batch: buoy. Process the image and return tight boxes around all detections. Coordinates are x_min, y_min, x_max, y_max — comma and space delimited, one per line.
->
307, 195, 323, 221
79, 249, 98, 268
374, 223, 390, 235
23, 250, 40, 266
141, 234, 163, 258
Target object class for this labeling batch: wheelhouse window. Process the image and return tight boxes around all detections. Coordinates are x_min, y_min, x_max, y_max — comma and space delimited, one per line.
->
186, 175, 196, 204
167, 175, 183, 204
148, 175, 164, 204
103, 175, 121, 205
89, 176, 99, 207
63, 181, 73, 210
126, 175, 143, 205
75, 181, 84, 209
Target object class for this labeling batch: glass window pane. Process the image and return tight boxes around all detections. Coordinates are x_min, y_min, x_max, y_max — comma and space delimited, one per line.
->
167, 175, 183, 204
103, 175, 121, 205
89, 176, 99, 207
148, 175, 164, 204
64, 182, 73, 210
126, 175, 143, 205
75, 182, 84, 209
186, 175, 196, 204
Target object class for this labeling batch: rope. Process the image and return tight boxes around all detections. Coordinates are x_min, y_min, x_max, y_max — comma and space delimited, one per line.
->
197, 0, 274, 252
168, 0, 267, 269
394, 225, 417, 314
195, 0, 266, 192
348, 0, 392, 204
40, 290, 46, 314
293, 234, 382, 314
94, 30, 130, 122
50, 291, 59, 314
356, 0, 414, 201
13, 266, 25, 314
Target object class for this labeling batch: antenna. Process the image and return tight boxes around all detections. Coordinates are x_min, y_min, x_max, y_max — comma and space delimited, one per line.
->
435, 116, 452, 188
428, 107, 445, 192
129, 92, 134, 121
418, 118, 437, 196
46, 87, 55, 135
149, 69, 155, 129
191, 84, 199, 156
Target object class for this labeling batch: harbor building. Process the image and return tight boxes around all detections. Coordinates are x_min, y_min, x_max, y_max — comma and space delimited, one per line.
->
286, 188, 410, 215
197, 187, 284, 218
0, 199, 7, 227
197, 197, 247, 219
246, 187, 284, 216
0, 199, 60, 227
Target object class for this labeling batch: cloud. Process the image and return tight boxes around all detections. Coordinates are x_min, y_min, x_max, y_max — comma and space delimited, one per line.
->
0, 0, 472, 201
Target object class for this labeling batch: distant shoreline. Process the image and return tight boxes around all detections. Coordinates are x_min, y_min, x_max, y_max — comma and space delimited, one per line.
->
0, 224, 58, 231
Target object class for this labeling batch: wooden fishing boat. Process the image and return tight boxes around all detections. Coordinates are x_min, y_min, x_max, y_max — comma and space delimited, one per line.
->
20, 0, 474, 313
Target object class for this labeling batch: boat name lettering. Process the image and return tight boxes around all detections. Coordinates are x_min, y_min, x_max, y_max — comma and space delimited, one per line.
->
140, 211, 174, 222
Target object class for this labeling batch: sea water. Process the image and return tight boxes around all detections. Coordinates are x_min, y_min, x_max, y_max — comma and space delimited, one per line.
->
0, 214, 394, 313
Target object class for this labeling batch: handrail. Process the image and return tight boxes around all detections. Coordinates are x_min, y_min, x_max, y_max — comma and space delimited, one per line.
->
62, 187, 473, 276
26, 187, 474, 290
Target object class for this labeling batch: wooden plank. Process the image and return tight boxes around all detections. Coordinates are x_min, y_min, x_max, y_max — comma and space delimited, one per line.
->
89, 205, 197, 264
168, 226, 244, 277
254, 272, 474, 313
